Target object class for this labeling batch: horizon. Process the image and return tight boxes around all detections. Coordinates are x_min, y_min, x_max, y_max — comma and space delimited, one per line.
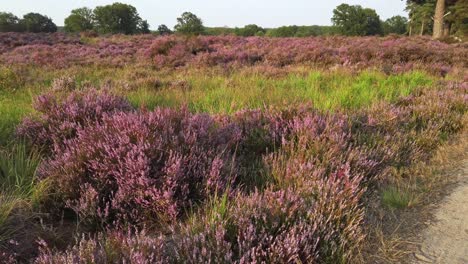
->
0, 1, 408, 30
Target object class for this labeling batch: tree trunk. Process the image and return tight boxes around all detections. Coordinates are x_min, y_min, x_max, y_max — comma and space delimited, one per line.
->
433, 0, 446, 39
443, 22, 451, 37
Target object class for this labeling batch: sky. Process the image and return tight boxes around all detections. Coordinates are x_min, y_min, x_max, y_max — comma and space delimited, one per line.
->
0, 1, 408, 29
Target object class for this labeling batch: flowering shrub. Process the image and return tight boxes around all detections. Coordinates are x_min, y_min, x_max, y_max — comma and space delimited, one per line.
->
351, 81, 467, 173
35, 169, 364, 263
39, 109, 243, 225
35, 230, 169, 264
16, 89, 133, 152
18, 80, 468, 263
1, 33, 466, 71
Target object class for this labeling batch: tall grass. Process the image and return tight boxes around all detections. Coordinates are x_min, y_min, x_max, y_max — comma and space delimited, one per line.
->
127, 70, 433, 114
0, 144, 45, 244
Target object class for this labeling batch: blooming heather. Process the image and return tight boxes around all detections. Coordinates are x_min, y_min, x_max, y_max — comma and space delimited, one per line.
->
25, 80, 468, 263
16, 89, 133, 152
1, 33, 466, 73
39, 108, 243, 225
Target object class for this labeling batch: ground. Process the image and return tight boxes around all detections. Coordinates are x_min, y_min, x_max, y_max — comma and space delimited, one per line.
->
413, 158, 468, 264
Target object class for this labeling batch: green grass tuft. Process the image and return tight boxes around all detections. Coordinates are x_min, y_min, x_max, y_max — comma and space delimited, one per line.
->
381, 187, 415, 209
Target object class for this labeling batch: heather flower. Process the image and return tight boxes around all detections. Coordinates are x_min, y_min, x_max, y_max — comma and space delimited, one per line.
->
16, 89, 133, 152
39, 108, 242, 226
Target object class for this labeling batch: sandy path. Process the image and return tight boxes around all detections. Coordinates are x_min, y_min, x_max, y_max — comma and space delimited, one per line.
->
413, 161, 468, 264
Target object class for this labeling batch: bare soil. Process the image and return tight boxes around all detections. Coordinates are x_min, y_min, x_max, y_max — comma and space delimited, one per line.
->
413, 160, 468, 264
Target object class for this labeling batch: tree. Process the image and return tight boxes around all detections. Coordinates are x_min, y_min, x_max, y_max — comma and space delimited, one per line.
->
433, 0, 446, 38
20, 13, 57, 33
332, 4, 383, 36
406, 0, 462, 38
0, 12, 21, 32
204, 27, 235, 35
157, 24, 173, 35
266, 25, 299, 37
234, 24, 265, 37
64, 7, 94, 33
138, 20, 150, 34
174, 12, 204, 35
93, 3, 148, 34
383, 15, 409, 35
406, 1, 434, 35
447, 0, 468, 36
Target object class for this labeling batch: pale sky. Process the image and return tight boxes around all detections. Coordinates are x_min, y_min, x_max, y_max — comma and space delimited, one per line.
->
0, 1, 408, 29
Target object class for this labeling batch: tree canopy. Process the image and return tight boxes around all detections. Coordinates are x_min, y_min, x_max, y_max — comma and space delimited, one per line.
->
447, 0, 468, 36
332, 4, 382, 36
383, 15, 409, 35
0, 12, 21, 32
20, 13, 57, 33
93, 3, 149, 34
174, 12, 204, 35
64, 7, 94, 33
234, 24, 265, 37
157, 24, 173, 35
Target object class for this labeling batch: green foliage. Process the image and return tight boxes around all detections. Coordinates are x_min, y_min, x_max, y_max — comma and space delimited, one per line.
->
0, 12, 21, 32
157, 24, 173, 35
127, 70, 433, 114
447, 0, 468, 36
0, 144, 47, 250
0, 144, 41, 197
20, 13, 57, 33
234, 24, 265, 37
93, 2, 149, 34
64, 7, 94, 33
381, 187, 414, 209
332, 4, 383, 36
204, 27, 236, 36
265, 25, 338, 37
139, 20, 150, 34
266, 25, 300, 37
383, 16, 409, 35
174, 12, 204, 35
406, 1, 435, 35
0, 88, 32, 146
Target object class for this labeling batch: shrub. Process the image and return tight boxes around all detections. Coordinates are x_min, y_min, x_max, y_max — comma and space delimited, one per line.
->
39, 109, 242, 226
1, 33, 466, 71
16, 89, 133, 152
35, 169, 365, 263
35, 230, 169, 264
18, 80, 468, 263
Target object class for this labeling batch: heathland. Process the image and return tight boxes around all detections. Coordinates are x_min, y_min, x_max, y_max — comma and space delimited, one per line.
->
0, 32, 466, 263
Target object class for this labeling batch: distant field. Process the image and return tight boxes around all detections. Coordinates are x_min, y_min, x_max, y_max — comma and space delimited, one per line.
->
0, 33, 466, 263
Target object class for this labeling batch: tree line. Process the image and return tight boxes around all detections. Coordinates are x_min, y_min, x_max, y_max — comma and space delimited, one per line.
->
0, 1, 466, 38
0, 12, 56, 33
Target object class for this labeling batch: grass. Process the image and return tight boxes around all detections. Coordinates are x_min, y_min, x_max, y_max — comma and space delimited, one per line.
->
126, 69, 433, 114
381, 187, 415, 209
0, 144, 47, 245
0, 66, 434, 147
0, 90, 34, 146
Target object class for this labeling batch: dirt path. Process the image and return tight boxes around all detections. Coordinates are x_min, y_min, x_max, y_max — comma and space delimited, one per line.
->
413, 160, 468, 264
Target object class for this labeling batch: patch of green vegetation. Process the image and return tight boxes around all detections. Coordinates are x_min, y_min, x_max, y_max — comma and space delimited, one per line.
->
127, 70, 433, 114
0, 144, 47, 243
381, 187, 414, 209
0, 90, 34, 146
